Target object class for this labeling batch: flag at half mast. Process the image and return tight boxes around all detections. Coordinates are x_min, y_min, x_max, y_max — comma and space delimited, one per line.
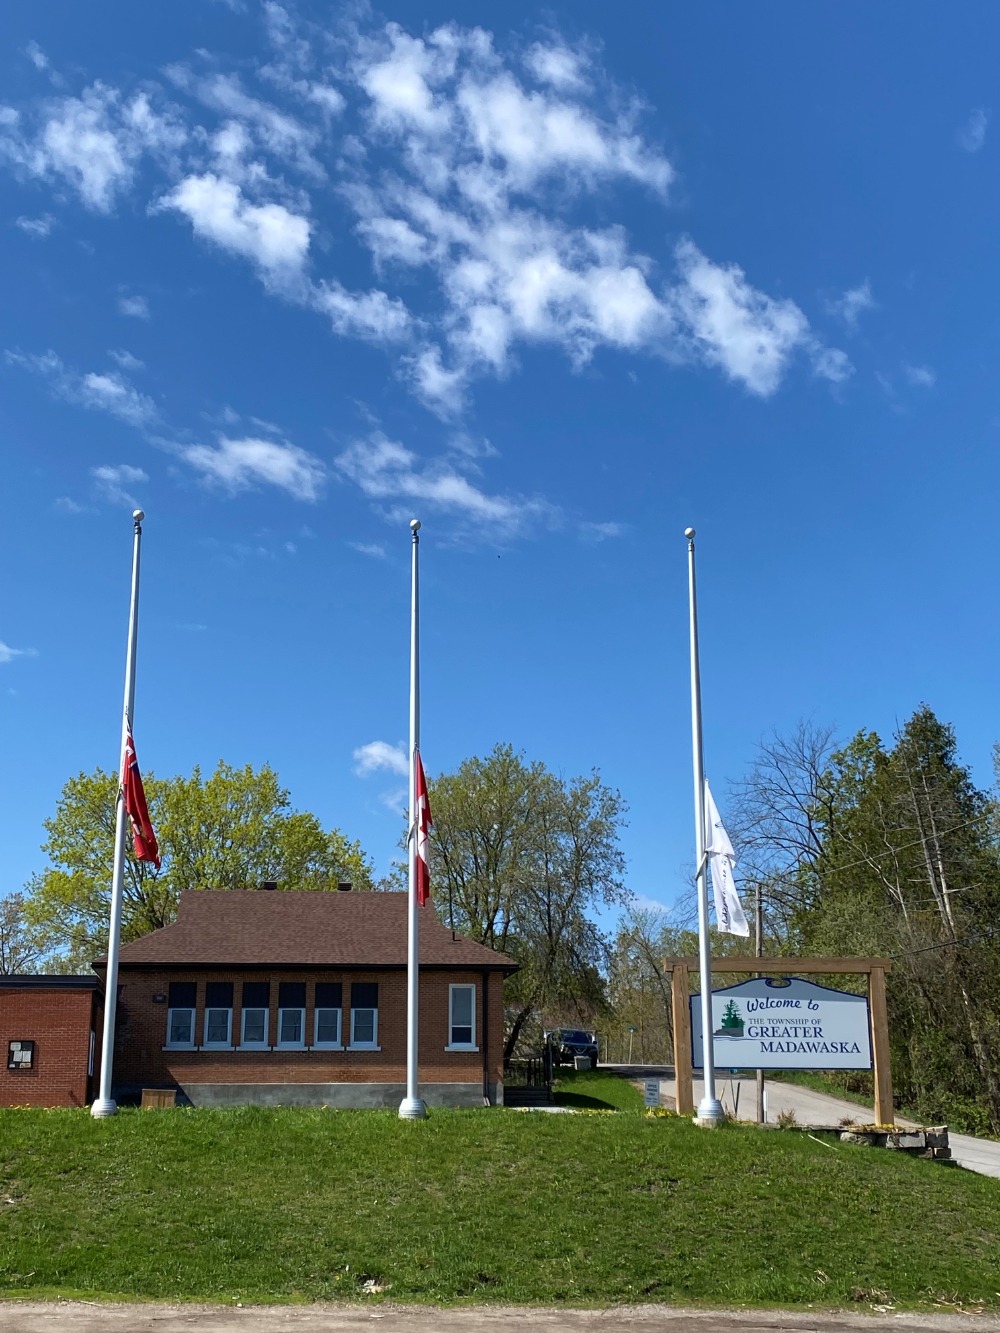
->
703, 779, 748, 937
414, 750, 432, 907
122, 729, 160, 868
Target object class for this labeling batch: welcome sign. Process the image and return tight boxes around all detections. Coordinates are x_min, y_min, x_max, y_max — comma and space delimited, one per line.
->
690, 976, 872, 1070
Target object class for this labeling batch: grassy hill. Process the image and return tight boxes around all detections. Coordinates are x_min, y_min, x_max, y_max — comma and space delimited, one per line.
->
1, 1094, 998, 1309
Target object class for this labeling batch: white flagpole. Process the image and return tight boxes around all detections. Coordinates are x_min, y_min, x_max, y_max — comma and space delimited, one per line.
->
92, 508, 145, 1119
399, 517, 428, 1120
685, 526, 724, 1127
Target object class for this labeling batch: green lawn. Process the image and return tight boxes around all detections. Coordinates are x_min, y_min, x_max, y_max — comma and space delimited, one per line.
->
551, 1066, 645, 1111
1, 1105, 998, 1309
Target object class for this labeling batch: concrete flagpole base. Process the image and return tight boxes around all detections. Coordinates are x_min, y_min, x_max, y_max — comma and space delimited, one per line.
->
694, 1096, 726, 1128
90, 1098, 118, 1119
398, 1097, 428, 1120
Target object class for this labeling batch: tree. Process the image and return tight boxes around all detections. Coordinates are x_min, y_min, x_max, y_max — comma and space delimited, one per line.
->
802, 709, 1000, 1128
735, 708, 1000, 1132
24, 761, 374, 967
605, 907, 676, 1064
0, 892, 49, 974
424, 744, 629, 1060
727, 720, 840, 936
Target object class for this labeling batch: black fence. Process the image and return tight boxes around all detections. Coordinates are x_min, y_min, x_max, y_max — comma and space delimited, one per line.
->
503, 1049, 553, 1092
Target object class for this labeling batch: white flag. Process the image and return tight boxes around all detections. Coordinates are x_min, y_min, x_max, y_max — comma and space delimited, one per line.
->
704, 779, 749, 937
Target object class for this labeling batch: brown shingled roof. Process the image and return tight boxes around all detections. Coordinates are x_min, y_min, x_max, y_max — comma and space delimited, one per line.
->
107, 890, 518, 971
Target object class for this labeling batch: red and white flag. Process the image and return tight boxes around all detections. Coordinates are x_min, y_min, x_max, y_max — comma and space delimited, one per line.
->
122, 730, 160, 869
414, 750, 432, 906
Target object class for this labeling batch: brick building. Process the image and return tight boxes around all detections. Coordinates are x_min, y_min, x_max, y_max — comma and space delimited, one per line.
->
97, 889, 517, 1108
0, 975, 101, 1108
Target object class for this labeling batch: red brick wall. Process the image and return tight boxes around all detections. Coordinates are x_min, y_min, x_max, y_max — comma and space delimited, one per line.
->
113, 968, 506, 1095
0, 988, 96, 1108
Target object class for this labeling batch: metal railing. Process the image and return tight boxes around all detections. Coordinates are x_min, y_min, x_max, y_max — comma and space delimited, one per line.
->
503, 1050, 553, 1091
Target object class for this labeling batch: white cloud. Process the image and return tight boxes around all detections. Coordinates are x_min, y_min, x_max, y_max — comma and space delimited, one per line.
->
92, 463, 148, 507
670, 240, 840, 396
903, 362, 936, 388
580, 520, 623, 542
159, 173, 311, 279
55, 495, 86, 513
456, 71, 671, 195
335, 432, 556, 534
118, 293, 150, 319
0, 82, 186, 211
958, 108, 988, 153
355, 24, 670, 194
349, 541, 388, 559
108, 348, 144, 371
168, 68, 323, 177
79, 371, 156, 425
408, 345, 469, 415
357, 215, 429, 268
828, 280, 875, 329
6, 349, 157, 426
448, 430, 498, 459
312, 280, 412, 341
353, 739, 408, 777
357, 24, 455, 136
629, 892, 673, 916
808, 343, 853, 384
260, 5, 346, 119
15, 213, 54, 238
0, 641, 37, 665
177, 435, 325, 501
25, 42, 49, 73
524, 42, 589, 92
0, 16, 844, 412
341, 23, 837, 402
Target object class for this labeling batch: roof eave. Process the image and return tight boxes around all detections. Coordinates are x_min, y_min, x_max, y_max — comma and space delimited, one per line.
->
109, 959, 520, 973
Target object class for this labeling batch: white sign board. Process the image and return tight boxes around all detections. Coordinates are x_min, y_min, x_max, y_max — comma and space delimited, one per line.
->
643, 1079, 661, 1108
690, 977, 872, 1070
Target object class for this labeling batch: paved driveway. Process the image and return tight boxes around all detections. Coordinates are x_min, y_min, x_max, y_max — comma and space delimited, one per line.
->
2, 1303, 1000, 1333
603, 1066, 1000, 1180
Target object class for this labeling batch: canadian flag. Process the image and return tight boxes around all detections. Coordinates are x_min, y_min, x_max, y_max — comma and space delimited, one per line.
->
122, 730, 160, 869
414, 750, 432, 906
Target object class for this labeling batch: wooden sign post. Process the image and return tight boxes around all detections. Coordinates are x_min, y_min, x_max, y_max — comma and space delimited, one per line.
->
665, 957, 894, 1126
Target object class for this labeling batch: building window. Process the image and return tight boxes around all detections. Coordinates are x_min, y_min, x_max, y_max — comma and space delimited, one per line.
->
240, 981, 270, 1049
448, 984, 477, 1050
166, 981, 196, 1048
314, 982, 343, 1048
277, 982, 306, 1048
203, 981, 234, 1048
349, 981, 379, 1049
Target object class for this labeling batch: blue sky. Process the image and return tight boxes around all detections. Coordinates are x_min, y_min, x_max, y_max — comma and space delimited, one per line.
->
2, 2, 999, 919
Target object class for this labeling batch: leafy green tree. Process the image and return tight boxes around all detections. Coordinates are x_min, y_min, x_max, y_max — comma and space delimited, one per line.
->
737, 707, 1000, 1132
424, 743, 629, 1060
0, 891, 50, 974
25, 761, 374, 967
803, 708, 1000, 1128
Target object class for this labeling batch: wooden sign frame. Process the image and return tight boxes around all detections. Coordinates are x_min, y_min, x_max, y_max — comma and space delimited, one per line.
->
666, 957, 894, 1127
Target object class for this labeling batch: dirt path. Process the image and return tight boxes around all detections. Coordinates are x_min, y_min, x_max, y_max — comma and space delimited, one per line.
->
2, 1303, 1000, 1333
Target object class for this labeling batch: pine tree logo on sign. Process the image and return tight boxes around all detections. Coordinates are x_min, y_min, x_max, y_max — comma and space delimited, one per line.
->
715, 1000, 745, 1037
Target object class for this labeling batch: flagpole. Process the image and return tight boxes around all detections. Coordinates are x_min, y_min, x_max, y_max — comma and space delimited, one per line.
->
685, 527, 724, 1127
399, 517, 427, 1120
92, 509, 145, 1119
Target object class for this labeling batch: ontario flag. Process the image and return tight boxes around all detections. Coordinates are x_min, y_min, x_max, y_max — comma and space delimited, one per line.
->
414, 750, 432, 906
122, 730, 160, 869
